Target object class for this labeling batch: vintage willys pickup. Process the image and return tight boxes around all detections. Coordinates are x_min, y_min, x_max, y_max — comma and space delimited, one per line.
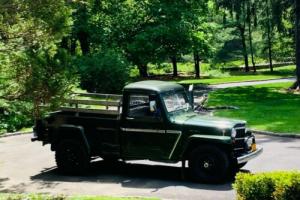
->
32, 80, 262, 182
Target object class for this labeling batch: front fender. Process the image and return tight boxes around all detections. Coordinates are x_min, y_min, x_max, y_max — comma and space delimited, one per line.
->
181, 135, 232, 159
188, 135, 232, 144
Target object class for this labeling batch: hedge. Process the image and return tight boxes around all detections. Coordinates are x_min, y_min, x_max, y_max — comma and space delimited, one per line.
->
233, 171, 300, 200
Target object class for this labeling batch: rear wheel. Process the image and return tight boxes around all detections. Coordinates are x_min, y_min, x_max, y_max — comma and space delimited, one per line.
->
55, 139, 90, 174
189, 146, 230, 183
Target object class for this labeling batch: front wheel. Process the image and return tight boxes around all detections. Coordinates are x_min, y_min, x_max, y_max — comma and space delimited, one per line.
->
189, 146, 230, 183
55, 139, 90, 174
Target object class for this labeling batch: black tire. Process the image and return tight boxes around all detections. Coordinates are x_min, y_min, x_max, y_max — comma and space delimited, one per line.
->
101, 156, 120, 165
55, 139, 90, 174
189, 146, 230, 183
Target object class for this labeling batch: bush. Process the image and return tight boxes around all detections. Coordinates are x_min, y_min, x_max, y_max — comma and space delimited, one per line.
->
0, 101, 34, 134
233, 171, 300, 200
76, 49, 130, 94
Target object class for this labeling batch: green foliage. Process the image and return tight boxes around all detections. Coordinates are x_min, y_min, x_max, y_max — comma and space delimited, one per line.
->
233, 171, 300, 200
2, 46, 77, 118
75, 49, 130, 93
0, 0, 75, 130
0, 0, 299, 133
0, 101, 33, 134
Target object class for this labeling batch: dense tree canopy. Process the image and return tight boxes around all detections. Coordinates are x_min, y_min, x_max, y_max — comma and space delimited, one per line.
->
1, 0, 300, 132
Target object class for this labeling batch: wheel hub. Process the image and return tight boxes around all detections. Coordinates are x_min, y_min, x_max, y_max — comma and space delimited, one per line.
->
203, 161, 210, 169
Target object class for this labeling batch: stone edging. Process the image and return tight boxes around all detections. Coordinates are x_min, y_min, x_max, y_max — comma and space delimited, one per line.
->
252, 130, 300, 138
0, 131, 32, 138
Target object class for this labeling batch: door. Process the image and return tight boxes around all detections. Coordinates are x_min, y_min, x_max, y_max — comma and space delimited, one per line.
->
121, 93, 179, 160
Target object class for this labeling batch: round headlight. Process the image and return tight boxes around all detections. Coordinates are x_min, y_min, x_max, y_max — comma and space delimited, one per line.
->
231, 128, 237, 138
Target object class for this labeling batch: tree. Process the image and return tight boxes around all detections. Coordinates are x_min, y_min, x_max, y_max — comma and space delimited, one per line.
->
88, 0, 157, 77
148, 0, 193, 77
191, 23, 215, 78
247, 0, 257, 72
295, 0, 300, 88
0, 0, 75, 118
188, 1, 214, 78
257, 0, 275, 72
216, 0, 251, 72
75, 49, 130, 93
263, 0, 300, 88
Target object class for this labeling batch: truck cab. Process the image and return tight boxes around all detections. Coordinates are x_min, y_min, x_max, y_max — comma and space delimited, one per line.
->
33, 80, 263, 183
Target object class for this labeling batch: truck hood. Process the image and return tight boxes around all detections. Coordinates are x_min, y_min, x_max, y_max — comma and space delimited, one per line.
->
170, 112, 246, 129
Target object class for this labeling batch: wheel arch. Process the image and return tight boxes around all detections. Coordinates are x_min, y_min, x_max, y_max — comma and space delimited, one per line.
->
181, 135, 232, 160
51, 124, 90, 154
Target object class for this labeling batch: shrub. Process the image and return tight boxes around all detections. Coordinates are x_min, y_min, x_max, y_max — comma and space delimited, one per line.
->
233, 171, 300, 200
75, 49, 130, 94
0, 101, 34, 134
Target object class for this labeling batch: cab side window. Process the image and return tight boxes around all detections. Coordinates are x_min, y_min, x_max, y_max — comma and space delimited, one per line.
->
128, 94, 161, 118
128, 95, 149, 117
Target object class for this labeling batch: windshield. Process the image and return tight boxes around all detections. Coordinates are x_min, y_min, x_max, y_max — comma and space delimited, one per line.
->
162, 91, 191, 113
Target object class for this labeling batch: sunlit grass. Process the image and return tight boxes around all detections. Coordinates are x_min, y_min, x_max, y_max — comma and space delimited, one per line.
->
207, 82, 300, 134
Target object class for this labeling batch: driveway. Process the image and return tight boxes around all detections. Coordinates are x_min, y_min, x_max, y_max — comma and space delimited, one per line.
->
1, 134, 300, 200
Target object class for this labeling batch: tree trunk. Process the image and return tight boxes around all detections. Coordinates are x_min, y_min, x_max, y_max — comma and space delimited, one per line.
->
171, 56, 178, 77
138, 64, 148, 78
78, 31, 90, 55
61, 37, 69, 50
70, 38, 77, 55
295, 0, 300, 88
266, 0, 273, 72
240, 27, 249, 72
61, 37, 76, 55
248, 14, 256, 72
194, 51, 200, 78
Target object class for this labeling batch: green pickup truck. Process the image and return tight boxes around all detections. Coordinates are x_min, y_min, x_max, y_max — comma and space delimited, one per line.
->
32, 80, 262, 183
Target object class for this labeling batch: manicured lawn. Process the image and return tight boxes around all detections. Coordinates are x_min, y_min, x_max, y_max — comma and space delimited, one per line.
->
0, 194, 158, 200
207, 82, 300, 134
178, 65, 296, 85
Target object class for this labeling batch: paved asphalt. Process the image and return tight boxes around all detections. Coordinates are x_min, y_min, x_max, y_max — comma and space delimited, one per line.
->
1, 134, 300, 200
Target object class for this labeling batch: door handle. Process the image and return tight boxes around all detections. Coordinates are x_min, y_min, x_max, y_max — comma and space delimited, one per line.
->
126, 117, 135, 120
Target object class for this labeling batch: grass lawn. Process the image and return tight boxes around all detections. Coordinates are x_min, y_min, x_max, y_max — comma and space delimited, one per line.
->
207, 82, 300, 134
0, 194, 158, 200
178, 65, 296, 85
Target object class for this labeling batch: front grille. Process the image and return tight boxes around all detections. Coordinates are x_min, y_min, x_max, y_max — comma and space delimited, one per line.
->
233, 126, 247, 155
235, 127, 246, 138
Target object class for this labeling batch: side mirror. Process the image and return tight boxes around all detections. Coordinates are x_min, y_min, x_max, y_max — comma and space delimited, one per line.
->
149, 100, 157, 113
188, 84, 194, 109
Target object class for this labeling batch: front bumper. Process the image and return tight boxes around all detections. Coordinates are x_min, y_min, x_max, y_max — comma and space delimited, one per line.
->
237, 146, 263, 164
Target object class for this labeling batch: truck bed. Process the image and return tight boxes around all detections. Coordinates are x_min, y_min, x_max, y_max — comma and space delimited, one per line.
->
46, 110, 121, 157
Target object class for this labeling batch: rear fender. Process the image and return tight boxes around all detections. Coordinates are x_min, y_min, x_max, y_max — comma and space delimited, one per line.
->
51, 125, 90, 154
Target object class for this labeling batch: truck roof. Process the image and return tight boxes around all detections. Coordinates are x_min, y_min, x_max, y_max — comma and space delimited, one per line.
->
124, 80, 184, 93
